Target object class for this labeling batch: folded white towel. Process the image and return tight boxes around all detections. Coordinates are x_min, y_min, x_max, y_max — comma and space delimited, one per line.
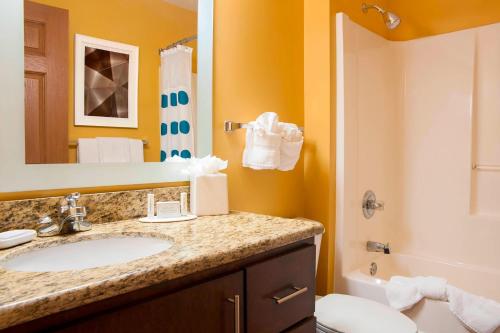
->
97, 137, 131, 163
447, 285, 500, 333
77, 138, 99, 164
128, 139, 144, 163
243, 113, 282, 170
385, 276, 447, 311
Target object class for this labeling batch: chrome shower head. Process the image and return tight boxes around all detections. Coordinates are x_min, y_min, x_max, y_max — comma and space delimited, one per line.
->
362, 3, 401, 30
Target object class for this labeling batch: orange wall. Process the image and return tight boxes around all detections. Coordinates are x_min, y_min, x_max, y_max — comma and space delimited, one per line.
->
213, 0, 305, 218
388, 0, 500, 41
304, 0, 334, 295
32, 0, 197, 163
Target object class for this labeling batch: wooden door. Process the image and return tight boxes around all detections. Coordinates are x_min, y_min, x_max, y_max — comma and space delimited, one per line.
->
53, 271, 245, 333
24, 0, 68, 164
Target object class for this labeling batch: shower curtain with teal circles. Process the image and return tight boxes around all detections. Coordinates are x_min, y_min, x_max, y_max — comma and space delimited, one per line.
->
160, 45, 194, 161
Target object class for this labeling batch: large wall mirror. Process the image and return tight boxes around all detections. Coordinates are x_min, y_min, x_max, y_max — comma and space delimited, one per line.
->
0, 0, 213, 192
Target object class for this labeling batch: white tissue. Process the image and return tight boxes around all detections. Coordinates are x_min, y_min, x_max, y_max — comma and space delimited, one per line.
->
184, 155, 228, 177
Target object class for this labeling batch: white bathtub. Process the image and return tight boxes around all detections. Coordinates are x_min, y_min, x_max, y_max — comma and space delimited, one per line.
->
337, 253, 500, 333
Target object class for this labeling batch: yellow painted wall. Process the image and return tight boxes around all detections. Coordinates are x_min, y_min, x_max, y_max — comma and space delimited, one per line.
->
32, 0, 197, 163
304, 0, 334, 295
213, 0, 305, 218
388, 0, 500, 41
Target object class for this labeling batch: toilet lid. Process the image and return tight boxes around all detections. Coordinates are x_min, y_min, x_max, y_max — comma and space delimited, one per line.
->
315, 294, 417, 333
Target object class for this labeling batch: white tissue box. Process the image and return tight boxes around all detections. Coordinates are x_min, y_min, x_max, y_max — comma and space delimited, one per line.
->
190, 173, 229, 216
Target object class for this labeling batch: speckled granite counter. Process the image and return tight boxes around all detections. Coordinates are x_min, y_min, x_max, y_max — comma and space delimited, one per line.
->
0, 212, 323, 329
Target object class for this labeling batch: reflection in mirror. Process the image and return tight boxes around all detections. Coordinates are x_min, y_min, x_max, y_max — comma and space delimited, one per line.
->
24, 0, 200, 164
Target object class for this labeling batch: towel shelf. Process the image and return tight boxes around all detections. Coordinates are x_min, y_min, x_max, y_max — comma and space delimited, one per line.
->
69, 139, 149, 147
224, 120, 304, 133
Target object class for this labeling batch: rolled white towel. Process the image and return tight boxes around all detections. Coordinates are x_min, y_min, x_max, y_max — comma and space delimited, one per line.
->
447, 285, 500, 333
416, 276, 448, 301
385, 276, 422, 311
385, 276, 447, 311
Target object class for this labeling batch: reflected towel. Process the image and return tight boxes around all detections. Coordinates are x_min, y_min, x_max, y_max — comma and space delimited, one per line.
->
128, 139, 144, 163
77, 138, 99, 164
97, 137, 131, 163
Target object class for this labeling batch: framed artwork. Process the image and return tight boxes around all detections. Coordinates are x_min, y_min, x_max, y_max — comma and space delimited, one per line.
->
74, 34, 139, 128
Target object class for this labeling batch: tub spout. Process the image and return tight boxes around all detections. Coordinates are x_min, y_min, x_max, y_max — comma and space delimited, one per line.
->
367, 241, 390, 254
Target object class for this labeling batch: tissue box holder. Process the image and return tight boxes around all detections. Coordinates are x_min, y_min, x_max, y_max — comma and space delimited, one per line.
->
190, 173, 229, 216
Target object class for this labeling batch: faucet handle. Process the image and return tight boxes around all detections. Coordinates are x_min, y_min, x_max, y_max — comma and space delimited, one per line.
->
64, 192, 81, 207
38, 215, 53, 225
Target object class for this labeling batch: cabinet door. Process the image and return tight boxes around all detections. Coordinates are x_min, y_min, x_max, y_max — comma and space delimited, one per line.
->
54, 271, 244, 333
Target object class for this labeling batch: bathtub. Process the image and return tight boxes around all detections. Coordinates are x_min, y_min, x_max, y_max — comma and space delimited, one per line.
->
337, 253, 500, 333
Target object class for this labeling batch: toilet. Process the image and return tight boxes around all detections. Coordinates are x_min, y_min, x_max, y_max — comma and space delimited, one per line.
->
315, 294, 417, 333
313, 236, 417, 333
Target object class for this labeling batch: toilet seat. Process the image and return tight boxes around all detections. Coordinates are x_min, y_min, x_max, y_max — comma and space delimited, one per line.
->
315, 294, 417, 333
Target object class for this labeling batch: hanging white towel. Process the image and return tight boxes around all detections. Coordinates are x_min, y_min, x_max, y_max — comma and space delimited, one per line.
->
242, 112, 303, 171
277, 122, 303, 171
243, 112, 281, 170
77, 138, 99, 164
160, 45, 195, 161
128, 139, 144, 163
447, 286, 500, 333
96, 137, 131, 163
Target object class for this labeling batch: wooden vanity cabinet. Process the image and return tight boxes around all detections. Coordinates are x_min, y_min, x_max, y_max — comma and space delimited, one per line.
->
53, 271, 244, 333
5, 239, 316, 333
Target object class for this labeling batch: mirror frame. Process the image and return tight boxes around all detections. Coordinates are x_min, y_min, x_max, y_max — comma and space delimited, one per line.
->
0, 0, 213, 193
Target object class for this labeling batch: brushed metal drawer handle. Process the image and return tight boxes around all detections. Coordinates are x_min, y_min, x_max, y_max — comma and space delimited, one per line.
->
272, 286, 308, 304
227, 295, 241, 333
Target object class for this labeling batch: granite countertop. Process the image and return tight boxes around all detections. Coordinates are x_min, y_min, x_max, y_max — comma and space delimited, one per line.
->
0, 212, 323, 329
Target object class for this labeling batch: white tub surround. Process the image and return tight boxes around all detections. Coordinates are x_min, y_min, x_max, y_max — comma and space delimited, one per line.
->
336, 12, 500, 333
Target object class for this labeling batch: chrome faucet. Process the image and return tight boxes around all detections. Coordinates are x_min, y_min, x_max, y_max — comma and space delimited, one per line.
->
37, 193, 92, 237
366, 241, 390, 254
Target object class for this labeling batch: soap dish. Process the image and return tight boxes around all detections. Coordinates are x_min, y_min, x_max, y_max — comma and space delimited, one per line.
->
0, 229, 36, 249
139, 214, 197, 223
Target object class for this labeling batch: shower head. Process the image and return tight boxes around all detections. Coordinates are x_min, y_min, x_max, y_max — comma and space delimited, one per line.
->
361, 3, 401, 30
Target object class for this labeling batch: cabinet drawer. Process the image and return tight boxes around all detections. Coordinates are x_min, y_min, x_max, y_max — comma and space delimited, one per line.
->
246, 245, 316, 333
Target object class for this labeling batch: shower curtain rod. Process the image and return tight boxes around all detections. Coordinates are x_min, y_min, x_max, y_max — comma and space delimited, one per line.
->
159, 35, 198, 54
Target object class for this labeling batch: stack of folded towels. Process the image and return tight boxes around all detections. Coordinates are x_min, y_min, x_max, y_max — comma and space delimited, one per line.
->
242, 112, 303, 171
385, 276, 500, 333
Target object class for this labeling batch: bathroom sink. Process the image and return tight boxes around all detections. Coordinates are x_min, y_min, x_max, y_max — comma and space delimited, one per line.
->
0, 236, 172, 272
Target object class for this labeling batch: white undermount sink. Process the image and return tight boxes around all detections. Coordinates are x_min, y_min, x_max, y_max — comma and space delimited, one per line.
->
0, 236, 173, 272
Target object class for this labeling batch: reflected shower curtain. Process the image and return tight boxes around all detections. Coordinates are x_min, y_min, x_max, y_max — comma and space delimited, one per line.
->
160, 45, 194, 161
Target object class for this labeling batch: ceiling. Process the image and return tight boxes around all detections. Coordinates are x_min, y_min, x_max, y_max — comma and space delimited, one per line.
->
163, 0, 198, 12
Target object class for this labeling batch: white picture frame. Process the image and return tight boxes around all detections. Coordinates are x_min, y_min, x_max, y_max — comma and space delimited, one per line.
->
74, 34, 139, 128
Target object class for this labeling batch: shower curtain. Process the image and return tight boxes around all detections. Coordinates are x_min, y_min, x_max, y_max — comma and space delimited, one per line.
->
160, 45, 194, 161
